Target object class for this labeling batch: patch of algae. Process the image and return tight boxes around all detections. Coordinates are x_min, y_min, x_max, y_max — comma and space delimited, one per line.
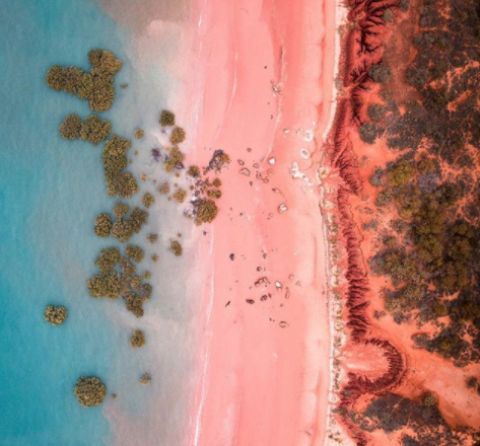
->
74, 376, 107, 407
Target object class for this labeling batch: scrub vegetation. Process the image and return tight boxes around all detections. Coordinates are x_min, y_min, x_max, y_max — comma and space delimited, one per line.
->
365, 0, 480, 367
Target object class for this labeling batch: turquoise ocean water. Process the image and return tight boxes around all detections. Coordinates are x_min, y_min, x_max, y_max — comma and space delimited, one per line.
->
0, 1, 137, 444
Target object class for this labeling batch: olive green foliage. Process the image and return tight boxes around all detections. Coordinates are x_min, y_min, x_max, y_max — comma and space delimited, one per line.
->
170, 126, 186, 144
60, 113, 111, 144
74, 376, 107, 407
79, 115, 112, 144
46, 49, 122, 112
95, 247, 121, 272
187, 165, 200, 177
355, 392, 469, 444
130, 329, 145, 347
368, 0, 480, 367
102, 135, 139, 198
111, 207, 148, 242
139, 372, 152, 384
94, 212, 113, 237
126, 245, 144, 262
164, 146, 185, 172
159, 109, 175, 126
87, 246, 152, 317
113, 202, 129, 218
44, 304, 68, 325
170, 240, 183, 256
372, 154, 479, 306
194, 199, 218, 225
88, 271, 122, 298
59, 114, 82, 139
142, 192, 155, 208
363, 393, 442, 433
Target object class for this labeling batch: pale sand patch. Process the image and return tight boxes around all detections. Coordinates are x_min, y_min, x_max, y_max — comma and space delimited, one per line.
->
99, 0, 190, 32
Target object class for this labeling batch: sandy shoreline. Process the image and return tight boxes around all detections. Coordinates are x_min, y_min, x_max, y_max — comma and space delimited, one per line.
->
176, 0, 344, 444
97, 0, 348, 444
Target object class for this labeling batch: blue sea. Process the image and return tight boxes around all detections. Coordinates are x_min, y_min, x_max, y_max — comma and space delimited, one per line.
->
0, 1, 139, 445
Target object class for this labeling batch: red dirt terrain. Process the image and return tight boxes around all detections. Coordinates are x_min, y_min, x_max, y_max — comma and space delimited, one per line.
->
328, 0, 480, 445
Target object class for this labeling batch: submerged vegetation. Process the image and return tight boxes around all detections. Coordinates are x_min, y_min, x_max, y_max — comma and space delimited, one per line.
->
44, 304, 68, 325
88, 245, 152, 317
95, 205, 148, 241
102, 135, 138, 198
46, 50, 229, 406
130, 329, 145, 348
159, 109, 175, 127
169, 240, 183, 256
59, 113, 111, 144
142, 192, 155, 208
139, 372, 152, 384
194, 198, 218, 225
47, 49, 122, 112
74, 376, 107, 407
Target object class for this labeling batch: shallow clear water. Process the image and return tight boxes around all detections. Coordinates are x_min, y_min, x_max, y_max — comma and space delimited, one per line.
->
0, 1, 132, 444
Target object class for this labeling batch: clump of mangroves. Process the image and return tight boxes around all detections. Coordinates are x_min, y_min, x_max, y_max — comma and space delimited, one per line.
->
46, 48, 230, 406
130, 329, 146, 348
358, 0, 480, 367
44, 304, 68, 326
94, 203, 148, 241
88, 246, 151, 317
59, 113, 111, 144
74, 376, 107, 407
47, 49, 122, 112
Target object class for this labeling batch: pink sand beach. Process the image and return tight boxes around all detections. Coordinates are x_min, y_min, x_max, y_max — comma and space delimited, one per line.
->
173, 0, 340, 444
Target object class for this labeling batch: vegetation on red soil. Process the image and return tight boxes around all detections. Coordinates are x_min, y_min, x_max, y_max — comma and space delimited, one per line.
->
330, 0, 480, 444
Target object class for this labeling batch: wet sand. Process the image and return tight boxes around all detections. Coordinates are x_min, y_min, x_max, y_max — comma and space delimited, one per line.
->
173, 0, 340, 444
